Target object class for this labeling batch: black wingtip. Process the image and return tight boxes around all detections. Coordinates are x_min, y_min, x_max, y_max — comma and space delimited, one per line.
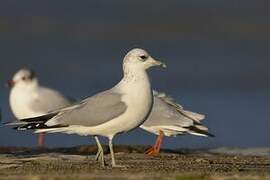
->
207, 132, 215, 138
187, 126, 215, 138
20, 112, 58, 122
12, 126, 27, 131
12, 127, 18, 130
14, 122, 69, 131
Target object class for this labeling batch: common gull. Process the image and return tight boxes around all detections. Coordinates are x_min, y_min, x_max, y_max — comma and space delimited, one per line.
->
11, 48, 166, 167
140, 91, 214, 155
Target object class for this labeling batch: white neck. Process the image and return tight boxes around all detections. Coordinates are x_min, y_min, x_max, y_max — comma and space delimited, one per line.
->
9, 80, 40, 119
14, 80, 39, 91
115, 65, 151, 92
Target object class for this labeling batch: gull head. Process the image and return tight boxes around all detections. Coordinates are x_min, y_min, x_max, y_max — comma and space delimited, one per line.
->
123, 48, 166, 70
7, 69, 37, 88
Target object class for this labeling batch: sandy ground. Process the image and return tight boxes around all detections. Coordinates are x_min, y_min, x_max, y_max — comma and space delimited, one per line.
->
0, 145, 269, 180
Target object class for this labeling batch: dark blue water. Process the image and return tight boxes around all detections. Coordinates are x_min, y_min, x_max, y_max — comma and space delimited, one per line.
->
0, 0, 269, 148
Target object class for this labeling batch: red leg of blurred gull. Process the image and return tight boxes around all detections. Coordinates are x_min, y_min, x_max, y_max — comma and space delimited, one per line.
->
38, 132, 45, 148
145, 131, 164, 155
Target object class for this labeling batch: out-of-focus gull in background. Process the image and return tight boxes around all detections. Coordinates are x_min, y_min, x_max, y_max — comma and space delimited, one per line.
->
141, 91, 214, 155
9, 48, 166, 167
7, 69, 72, 148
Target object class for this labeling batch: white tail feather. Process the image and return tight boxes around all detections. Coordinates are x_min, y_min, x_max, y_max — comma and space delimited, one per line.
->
194, 124, 209, 131
183, 110, 205, 122
189, 132, 208, 137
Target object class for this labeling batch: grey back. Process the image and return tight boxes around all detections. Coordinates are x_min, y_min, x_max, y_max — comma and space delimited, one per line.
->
46, 90, 127, 127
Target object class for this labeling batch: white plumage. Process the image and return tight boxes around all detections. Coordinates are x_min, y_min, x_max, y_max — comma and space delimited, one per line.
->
9, 69, 71, 119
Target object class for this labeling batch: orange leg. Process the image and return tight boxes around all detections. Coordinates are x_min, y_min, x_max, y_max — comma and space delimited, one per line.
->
155, 131, 164, 154
37, 132, 45, 148
145, 131, 164, 156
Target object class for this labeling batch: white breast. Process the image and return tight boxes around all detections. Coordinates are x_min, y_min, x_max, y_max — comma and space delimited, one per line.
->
9, 84, 40, 119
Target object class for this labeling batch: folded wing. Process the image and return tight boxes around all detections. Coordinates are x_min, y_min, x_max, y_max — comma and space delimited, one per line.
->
13, 90, 127, 130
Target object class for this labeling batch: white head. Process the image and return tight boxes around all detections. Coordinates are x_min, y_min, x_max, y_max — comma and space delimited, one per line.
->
123, 48, 166, 71
8, 69, 38, 88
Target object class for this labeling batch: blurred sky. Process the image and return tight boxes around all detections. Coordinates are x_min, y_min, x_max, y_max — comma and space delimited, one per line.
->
0, 0, 269, 148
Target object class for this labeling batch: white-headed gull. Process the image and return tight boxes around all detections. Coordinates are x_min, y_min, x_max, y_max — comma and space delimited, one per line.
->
140, 91, 214, 155
8, 69, 72, 147
11, 48, 166, 167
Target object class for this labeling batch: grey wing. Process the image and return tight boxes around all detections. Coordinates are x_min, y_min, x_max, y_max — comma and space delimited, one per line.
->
154, 90, 205, 121
45, 90, 127, 127
143, 96, 193, 127
143, 91, 205, 127
29, 87, 72, 114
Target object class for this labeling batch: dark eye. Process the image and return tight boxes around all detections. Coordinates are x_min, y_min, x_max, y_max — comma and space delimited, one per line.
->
140, 55, 148, 61
22, 77, 27, 80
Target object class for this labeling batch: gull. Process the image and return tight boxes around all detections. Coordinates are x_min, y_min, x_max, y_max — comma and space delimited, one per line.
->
7, 69, 72, 147
140, 91, 214, 155
11, 48, 166, 167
